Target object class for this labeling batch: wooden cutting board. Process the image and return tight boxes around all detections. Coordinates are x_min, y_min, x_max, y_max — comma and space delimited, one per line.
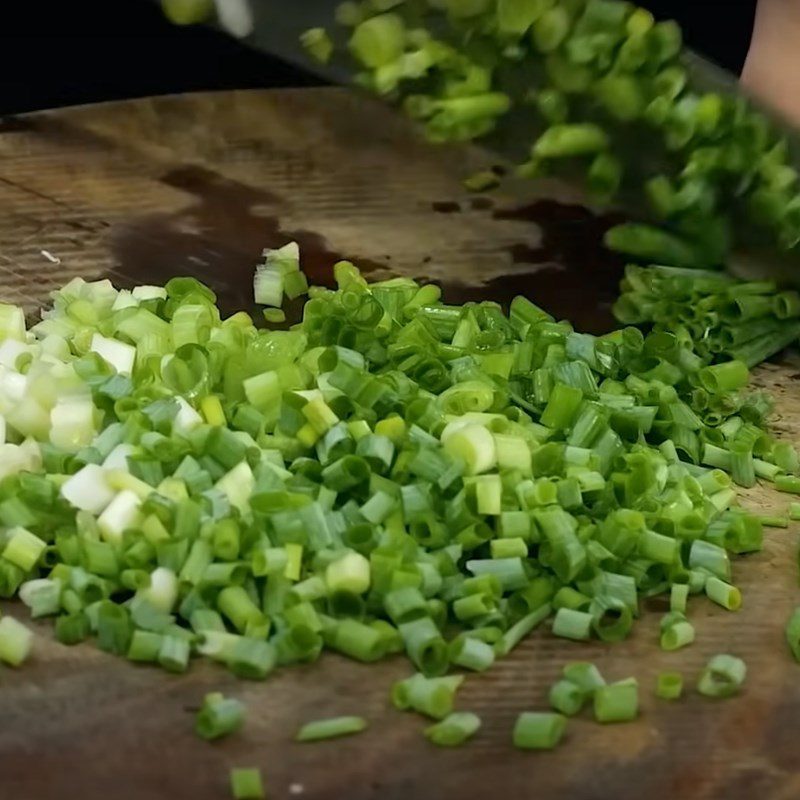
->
1, 88, 799, 800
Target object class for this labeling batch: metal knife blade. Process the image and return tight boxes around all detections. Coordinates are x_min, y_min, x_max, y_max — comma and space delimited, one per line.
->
220, 1, 800, 282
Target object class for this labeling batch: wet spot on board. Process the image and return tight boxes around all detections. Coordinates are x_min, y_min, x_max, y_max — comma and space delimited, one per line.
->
470, 198, 625, 333
470, 197, 494, 211
431, 201, 461, 214
109, 167, 622, 333
109, 165, 386, 316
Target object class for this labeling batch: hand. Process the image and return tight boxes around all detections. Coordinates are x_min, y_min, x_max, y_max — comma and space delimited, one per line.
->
742, 0, 800, 125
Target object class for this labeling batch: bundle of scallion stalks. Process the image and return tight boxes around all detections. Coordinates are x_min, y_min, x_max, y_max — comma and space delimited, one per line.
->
613, 264, 800, 368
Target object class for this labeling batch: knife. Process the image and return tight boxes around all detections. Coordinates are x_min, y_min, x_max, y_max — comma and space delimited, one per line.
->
165, 0, 800, 283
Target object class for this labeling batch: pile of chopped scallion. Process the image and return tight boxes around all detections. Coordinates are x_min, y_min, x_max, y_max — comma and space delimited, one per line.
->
614, 264, 800, 368
0, 239, 796, 698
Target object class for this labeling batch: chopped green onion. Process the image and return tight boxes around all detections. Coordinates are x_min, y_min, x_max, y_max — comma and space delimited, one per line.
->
196, 692, 246, 741
548, 679, 585, 716
0, 615, 33, 666
512, 711, 567, 750
660, 618, 695, 651
229, 768, 265, 800
552, 607, 593, 641
391, 673, 463, 719
655, 671, 683, 700
757, 514, 789, 529
295, 715, 368, 742
593, 678, 638, 723
704, 577, 742, 611
697, 654, 746, 698
424, 711, 481, 747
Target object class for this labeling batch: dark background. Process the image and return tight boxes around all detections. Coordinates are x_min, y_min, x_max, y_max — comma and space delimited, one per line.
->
0, 1, 756, 115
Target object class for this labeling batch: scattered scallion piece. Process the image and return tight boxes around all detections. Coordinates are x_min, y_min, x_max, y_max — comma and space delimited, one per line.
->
548, 678, 586, 716
563, 662, 605, 695
463, 171, 500, 193
697, 654, 747, 698
757, 514, 790, 529
0, 615, 33, 666
263, 308, 286, 324
295, 715, 368, 742
512, 711, 567, 750
424, 711, 481, 746
229, 768, 265, 800
594, 678, 638, 723
391, 674, 464, 719
195, 692, 246, 741
655, 671, 683, 701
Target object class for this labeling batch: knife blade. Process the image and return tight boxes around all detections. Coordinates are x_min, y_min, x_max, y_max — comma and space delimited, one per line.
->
197, 0, 800, 282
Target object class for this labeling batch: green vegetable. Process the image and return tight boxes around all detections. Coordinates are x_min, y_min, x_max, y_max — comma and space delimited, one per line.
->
697, 654, 746, 698
161, 0, 214, 25
660, 616, 694, 651
424, 711, 481, 746
512, 711, 567, 749
391, 674, 464, 719
463, 170, 500, 193
295, 716, 368, 742
0, 615, 33, 666
655, 671, 683, 700
230, 768, 265, 800
594, 678, 638, 722
532, 124, 609, 158
301, 28, 335, 64
195, 692, 246, 741
548, 678, 586, 716
604, 224, 710, 268
704, 577, 742, 611
757, 514, 789, 529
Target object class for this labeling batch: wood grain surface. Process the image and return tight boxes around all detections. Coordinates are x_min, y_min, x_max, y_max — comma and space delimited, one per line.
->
1, 88, 799, 800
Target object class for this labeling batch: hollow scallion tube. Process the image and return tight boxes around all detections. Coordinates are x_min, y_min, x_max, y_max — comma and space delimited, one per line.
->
448, 635, 496, 672
229, 768, 264, 800
704, 577, 742, 611
391, 673, 464, 719
548, 679, 585, 716
512, 712, 567, 750
195, 693, 246, 741
295, 715, 368, 742
655, 671, 683, 700
593, 678, 638, 723
697, 654, 746, 698
552, 607, 593, 641
660, 618, 695, 651
0, 616, 33, 666
424, 712, 481, 747
563, 662, 605, 695
775, 475, 800, 495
